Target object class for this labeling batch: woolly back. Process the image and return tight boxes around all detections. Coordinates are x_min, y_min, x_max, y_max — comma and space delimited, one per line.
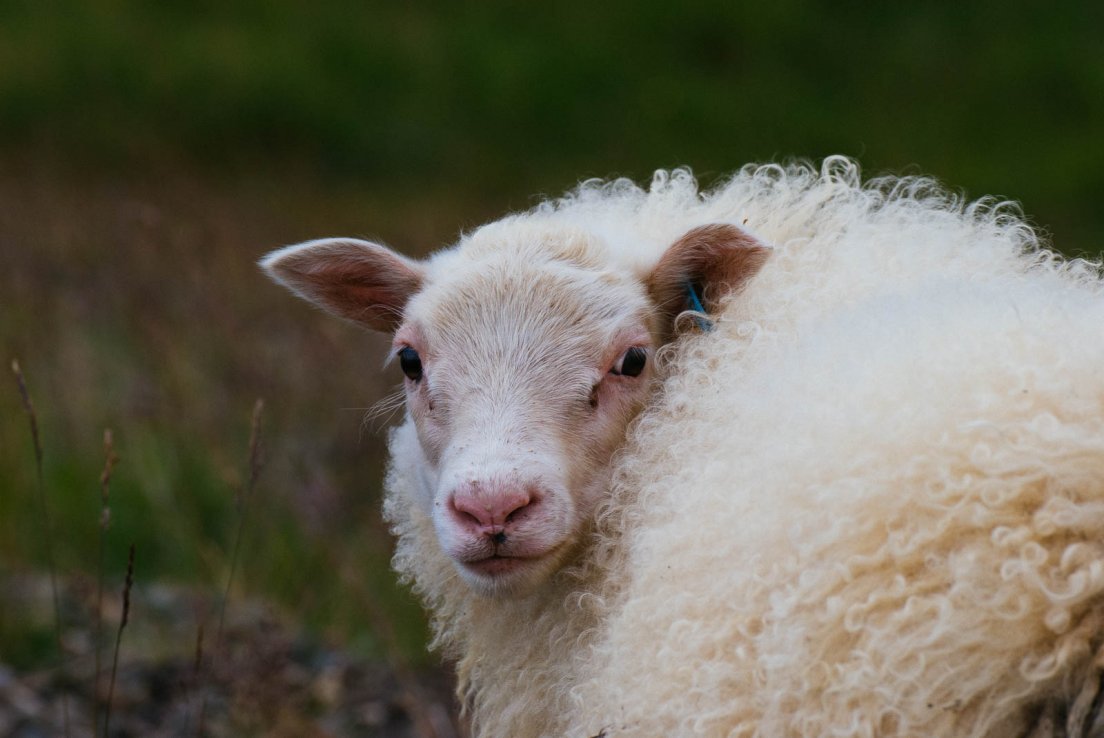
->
571, 161, 1104, 735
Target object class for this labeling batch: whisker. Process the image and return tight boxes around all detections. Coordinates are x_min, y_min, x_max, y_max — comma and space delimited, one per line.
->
359, 388, 407, 440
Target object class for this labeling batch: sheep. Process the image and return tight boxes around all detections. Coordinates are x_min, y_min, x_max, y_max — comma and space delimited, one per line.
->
262, 157, 1104, 737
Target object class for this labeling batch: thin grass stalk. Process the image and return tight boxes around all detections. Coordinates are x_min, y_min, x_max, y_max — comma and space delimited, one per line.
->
216, 398, 265, 643
192, 621, 205, 690
196, 399, 265, 736
94, 429, 119, 738
103, 543, 134, 738
11, 359, 71, 737
183, 621, 205, 737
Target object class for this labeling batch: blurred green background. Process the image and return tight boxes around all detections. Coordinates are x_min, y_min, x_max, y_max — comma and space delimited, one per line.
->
2, 0, 1102, 711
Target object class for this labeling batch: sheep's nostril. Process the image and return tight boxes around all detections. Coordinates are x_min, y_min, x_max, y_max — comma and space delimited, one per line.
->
458, 508, 483, 528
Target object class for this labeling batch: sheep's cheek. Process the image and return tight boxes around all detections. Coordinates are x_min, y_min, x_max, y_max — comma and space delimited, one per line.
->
591, 375, 650, 439
569, 377, 652, 506
405, 386, 447, 466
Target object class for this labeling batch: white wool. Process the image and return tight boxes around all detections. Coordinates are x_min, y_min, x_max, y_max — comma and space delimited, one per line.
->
380, 158, 1104, 736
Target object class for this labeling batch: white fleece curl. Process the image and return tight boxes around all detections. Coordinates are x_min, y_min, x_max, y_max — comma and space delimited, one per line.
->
382, 157, 1104, 737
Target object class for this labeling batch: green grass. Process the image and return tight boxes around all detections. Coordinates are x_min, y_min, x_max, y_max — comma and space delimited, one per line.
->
0, 1, 1102, 251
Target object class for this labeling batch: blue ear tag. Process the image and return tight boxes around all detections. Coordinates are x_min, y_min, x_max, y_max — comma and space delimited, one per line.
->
685, 282, 714, 332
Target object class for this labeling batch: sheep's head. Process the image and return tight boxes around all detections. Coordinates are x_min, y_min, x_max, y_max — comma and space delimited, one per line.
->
262, 222, 767, 597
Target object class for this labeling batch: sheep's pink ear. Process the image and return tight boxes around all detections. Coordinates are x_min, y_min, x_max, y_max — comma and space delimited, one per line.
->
647, 223, 770, 336
260, 238, 424, 333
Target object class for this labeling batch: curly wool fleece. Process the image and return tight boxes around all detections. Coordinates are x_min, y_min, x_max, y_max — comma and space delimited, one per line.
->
383, 158, 1104, 737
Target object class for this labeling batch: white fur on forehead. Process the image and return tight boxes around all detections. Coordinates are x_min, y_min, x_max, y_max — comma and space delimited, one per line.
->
448, 220, 611, 270
437, 174, 707, 280
411, 222, 652, 349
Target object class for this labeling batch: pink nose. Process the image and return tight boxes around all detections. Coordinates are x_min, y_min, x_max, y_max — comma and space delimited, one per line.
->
450, 487, 533, 536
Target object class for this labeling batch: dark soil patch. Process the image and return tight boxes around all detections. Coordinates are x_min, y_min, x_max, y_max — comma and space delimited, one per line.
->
1, 574, 466, 738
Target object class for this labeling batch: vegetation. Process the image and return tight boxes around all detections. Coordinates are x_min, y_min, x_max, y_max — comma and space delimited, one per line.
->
0, 1, 1101, 248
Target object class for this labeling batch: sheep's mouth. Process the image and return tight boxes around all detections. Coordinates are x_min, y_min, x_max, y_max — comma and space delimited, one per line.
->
458, 543, 567, 585
462, 554, 535, 578
452, 540, 569, 596
456, 552, 564, 597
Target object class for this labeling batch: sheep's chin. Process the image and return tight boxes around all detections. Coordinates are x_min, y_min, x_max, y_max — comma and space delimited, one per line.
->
454, 549, 565, 599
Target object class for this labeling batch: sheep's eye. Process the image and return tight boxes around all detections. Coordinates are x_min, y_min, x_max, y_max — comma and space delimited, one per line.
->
398, 347, 423, 382
611, 346, 648, 377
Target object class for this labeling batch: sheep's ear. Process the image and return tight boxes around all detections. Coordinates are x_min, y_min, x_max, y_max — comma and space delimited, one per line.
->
260, 238, 424, 333
647, 223, 770, 335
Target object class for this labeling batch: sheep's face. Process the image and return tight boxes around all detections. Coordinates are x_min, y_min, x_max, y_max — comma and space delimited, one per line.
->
393, 248, 658, 596
262, 222, 768, 598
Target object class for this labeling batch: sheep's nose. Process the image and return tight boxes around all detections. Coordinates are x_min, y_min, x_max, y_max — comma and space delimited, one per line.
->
450, 487, 533, 537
